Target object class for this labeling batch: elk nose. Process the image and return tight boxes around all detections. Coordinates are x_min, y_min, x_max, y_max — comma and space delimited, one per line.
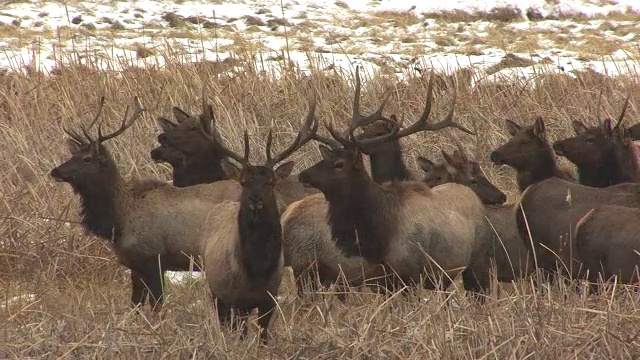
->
489, 151, 502, 165
157, 133, 170, 146
497, 192, 507, 204
248, 194, 263, 210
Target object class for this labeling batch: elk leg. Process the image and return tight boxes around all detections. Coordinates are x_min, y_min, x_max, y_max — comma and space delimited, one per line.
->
143, 262, 165, 312
256, 300, 276, 344
462, 268, 489, 304
216, 299, 232, 330
233, 307, 251, 339
130, 270, 149, 308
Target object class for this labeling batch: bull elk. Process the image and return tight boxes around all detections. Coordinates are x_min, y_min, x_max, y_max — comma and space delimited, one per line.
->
199, 100, 318, 343
282, 69, 481, 295
552, 95, 640, 187
490, 117, 575, 191
50, 96, 241, 311
296, 80, 486, 293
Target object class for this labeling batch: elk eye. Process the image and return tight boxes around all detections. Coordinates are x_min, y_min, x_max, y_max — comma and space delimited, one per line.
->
83, 155, 92, 163
586, 138, 595, 144
334, 161, 345, 169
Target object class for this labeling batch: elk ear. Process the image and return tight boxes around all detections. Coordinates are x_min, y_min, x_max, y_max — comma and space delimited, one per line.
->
504, 119, 521, 136
441, 150, 460, 175
416, 156, 436, 172
616, 123, 630, 144
156, 117, 176, 132
318, 144, 334, 161
65, 138, 82, 155
221, 159, 242, 181
571, 120, 588, 135
172, 107, 191, 124
628, 123, 640, 141
602, 119, 613, 137
533, 117, 546, 141
274, 161, 295, 179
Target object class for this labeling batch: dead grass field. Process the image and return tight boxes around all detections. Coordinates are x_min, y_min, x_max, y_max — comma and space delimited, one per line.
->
2, 50, 640, 358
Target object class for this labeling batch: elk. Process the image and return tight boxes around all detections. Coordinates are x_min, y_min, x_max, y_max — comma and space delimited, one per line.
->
150, 101, 319, 206
552, 96, 638, 187
419, 149, 532, 295
515, 177, 640, 283
282, 70, 481, 295
575, 205, 640, 287
417, 147, 506, 206
490, 117, 575, 192
150, 104, 227, 187
296, 81, 487, 293
50, 96, 242, 311
199, 100, 318, 343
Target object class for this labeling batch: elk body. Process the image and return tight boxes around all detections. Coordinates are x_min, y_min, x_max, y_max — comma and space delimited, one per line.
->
199, 101, 318, 343
490, 117, 575, 191
296, 79, 486, 293
150, 102, 318, 206
50, 97, 242, 311
575, 205, 640, 285
282, 70, 479, 295
515, 177, 640, 281
420, 149, 532, 291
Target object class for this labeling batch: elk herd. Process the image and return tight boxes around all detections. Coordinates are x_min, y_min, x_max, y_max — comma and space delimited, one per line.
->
50, 67, 640, 343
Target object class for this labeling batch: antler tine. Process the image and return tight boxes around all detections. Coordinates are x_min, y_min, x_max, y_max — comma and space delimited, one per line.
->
395, 76, 475, 138
350, 65, 363, 129
311, 132, 343, 149
242, 130, 250, 164
87, 96, 105, 130
452, 137, 469, 161
64, 127, 88, 145
97, 96, 146, 143
614, 92, 631, 128
267, 99, 319, 166
349, 115, 403, 147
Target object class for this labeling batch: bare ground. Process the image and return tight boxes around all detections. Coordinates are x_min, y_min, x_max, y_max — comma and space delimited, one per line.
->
1, 50, 640, 358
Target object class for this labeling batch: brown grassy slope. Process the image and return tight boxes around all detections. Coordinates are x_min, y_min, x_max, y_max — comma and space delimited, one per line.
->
1, 55, 640, 358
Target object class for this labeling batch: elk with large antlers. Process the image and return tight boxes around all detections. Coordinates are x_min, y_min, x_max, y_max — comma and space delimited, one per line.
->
292, 73, 486, 293
50, 96, 242, 311
199, 100, 318, 343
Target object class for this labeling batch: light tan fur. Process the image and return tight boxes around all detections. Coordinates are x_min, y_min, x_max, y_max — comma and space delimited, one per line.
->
201, 201, 284, 306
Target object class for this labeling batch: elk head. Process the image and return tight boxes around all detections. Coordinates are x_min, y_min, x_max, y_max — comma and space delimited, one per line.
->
51, 97, 145, 188
200, 99, 318, 211
489, 117, 549, 170
553, 94, 631, 169
299, 66, 467, 196
419, 145, 506, 205
150, 103, 222, 164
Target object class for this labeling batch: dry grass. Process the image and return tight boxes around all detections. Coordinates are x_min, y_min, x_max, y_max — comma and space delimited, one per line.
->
2, 47, 640, 358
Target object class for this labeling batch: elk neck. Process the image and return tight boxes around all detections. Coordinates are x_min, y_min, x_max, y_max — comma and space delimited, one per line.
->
368, 141, 412, 183
72, 161, 131, 242
516, 147, 563, 191
326, 171, 399, 263
613, 141, 640, 184
237, 189, 282, 282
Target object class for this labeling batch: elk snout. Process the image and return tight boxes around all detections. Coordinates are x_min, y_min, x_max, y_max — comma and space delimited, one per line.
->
489, 150, 505, 166
157, 133, 170, 146
490, 191, 507, 206
50, 167, 67, 182
150, 147, 165, 163
248, 194, 263, 210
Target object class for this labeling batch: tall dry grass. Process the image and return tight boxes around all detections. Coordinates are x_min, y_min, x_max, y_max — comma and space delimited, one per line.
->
1, 49, 640, 358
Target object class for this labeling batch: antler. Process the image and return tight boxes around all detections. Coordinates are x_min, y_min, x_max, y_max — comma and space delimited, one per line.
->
614, 92, 631, 129
266, 99, 319, 166
80, 96, 145, 144
324, 65, 392, 148
63, 96, 106, 144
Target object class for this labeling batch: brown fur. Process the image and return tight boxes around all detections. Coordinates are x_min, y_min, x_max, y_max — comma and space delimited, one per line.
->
490, 117, 575, 191
298, 146, 486, 292
419, 152, 532, 295
574, 205, 640, 285
52, 140, 241, 311
516, 177, 640, 281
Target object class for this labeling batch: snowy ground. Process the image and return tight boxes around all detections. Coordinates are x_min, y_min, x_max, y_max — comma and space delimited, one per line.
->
0, 0, 639, 86
3, 0, 639, 285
